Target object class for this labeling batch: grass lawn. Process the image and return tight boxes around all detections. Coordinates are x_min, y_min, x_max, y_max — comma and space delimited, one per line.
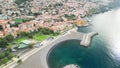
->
8, 33, 54, 47
14, 18, 24, 23
8, 37, 28, 47
16, 34, 51, 43
34, 34, 51, 41
16, 37, 28, 43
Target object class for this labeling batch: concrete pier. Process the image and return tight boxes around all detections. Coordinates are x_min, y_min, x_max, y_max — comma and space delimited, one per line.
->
80, 32, 98, 47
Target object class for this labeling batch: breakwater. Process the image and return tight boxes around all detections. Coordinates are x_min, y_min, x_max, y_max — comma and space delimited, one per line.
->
80, 32, 98, 47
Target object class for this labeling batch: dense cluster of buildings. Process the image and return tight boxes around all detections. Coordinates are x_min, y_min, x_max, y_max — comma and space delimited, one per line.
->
0, 17, 73, 37
0, 0, 114, 38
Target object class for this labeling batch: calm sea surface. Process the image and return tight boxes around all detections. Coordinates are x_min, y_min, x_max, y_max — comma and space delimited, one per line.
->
48, 8, 120, 68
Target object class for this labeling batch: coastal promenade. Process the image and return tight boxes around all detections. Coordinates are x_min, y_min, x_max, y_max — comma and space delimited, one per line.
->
14, 28, 97, 68
14, 28, 84, 68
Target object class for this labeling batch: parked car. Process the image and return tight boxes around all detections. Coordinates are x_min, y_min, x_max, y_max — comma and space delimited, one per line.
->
12, 49, 17, 52
35, 43, 43, 48
47, 37, 54, 41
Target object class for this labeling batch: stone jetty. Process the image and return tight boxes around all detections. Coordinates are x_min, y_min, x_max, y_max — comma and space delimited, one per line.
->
80, 32, 98, 47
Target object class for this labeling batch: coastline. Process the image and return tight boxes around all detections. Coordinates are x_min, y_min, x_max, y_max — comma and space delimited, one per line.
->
11, 2, 114, 67
0, 1, 119, 68
4, 3, 120, 68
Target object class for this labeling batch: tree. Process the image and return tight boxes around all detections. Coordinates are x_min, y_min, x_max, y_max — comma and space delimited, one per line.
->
17, 59, 22, 64
28, 33, 34, 39
8, 53, 14, 59
15, 0, 32, 5
1, 57, 8, 64
40, 28, 54, 35
0, 38, 8, 48
50, 30, 54, 34
6, 48, 12, 52
29, 43, 35, 48
89, 8, 98, 14
0, 62, 2, 65
54, 3, 63, 8
5, 34, 14, 42
5, 51, 11, 56
0, 51, 14, 64
0, 9, 2, 14
53, 32, 60, 36
0, 53, 5, 59
33, 13, 39, 17
0, 25, 3, 31
19, 32, 28, 37
65, 14, 76, 20
10, 23, 19, 27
